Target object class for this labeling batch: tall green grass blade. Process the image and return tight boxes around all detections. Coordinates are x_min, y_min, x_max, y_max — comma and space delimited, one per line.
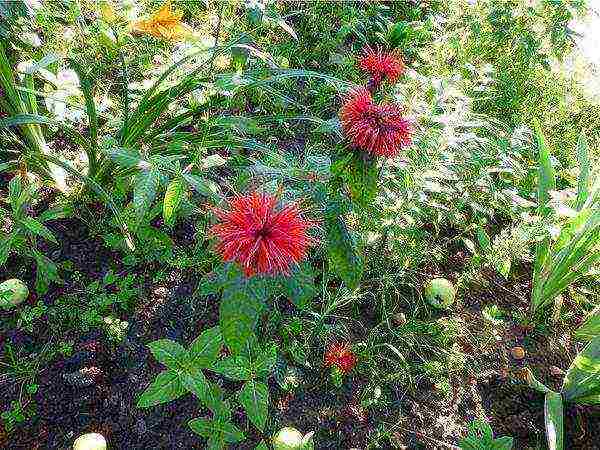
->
562, 336, 600, 405
534, 120, 555, 217
531, 121, 556, 314
0, 113, 91, 157
544, 391, 564, 450
68, 58, 99, 176
575, 306, 600, 341
576, 133, 590, 210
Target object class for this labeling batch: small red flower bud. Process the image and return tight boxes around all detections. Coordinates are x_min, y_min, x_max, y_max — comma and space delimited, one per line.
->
324, 343, 357, 374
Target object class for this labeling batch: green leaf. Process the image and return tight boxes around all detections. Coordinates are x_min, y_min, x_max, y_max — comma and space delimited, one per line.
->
8, 176, 23, 212
147, 339, 188, 371
163, 176, 185, 226
108, 147, 142, 168
255, 442, 268, 450
459, 419, 513, 450
181, 368, 210, 400
326, 215, 363, 290
576, 133, 590, 210
212, 356, 253, 381
183, 173, 221, 200
544, 391, 564, 450
238, 380, 268, 431
220, 280, 264, 355
133, 167, 160, 221
534, 121, 556, 217
33, 250, 60, 294
344, 153, 379, 208
575, 306, 600, 341
523, 367, 552, 394
188, 418, 245, 443
189, 327, 223, 368
0, 113, 91, 157
137, 370, 186, 408
561, 336, 600, 404
252, 343, 277, 377
68, 58, 98, 175
279, 263, 317, 309
0, 233, 15, 265
206, 437, 226, 450
23, 217, 58, 244
38, 204, 73, 222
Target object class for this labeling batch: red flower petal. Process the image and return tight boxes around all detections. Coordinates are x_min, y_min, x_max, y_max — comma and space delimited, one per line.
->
358, 47, 405, 85
324, 343, 357, 374
210, 192, 314, 277
340, 88, 412, 157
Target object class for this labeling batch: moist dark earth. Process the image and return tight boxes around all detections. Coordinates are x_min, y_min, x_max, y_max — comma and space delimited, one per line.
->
1, 216, 599, 449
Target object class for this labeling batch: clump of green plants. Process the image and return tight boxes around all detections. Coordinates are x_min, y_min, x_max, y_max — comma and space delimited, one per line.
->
525, 335, 600, 450
530, 126, 600, 318
459, 419, 513, 450
0, 174, 67, 293
138, 327, 276, 449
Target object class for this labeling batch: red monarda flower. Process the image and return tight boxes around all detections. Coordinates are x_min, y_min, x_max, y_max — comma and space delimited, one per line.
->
210, 192, 313, 277
340, 88, 412, 157
324, 343, 357, 374
358, 47, 405, 86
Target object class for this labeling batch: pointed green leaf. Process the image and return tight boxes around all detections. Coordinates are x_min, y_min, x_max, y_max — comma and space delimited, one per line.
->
212, 356, 253, 381
326, 215, 363, 290
133, 167, 160, 221
255, 441, 268, 450
220, 280, 264, 355
534, 121, 555, 217
238, 380, 268, 431
575, 306, 600, 341
23, 217, 58, 244
189, 327, 223, 368
183, 173, 221, 200
137, 370, 186, 407
163, 176, 185, 226
38, 204, 73, 222
0, 233, 15, 265
562, 336, 600, 404
147, 339, 188, 370
188, 418, 245, 443
108, 147, 142, 168
544, 391, 564, 450
33, 249, 60, 294
280, 263, 317, 309
253, 343, 277, 377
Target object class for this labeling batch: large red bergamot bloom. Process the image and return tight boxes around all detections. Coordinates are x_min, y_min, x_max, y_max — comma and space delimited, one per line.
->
210, 192, 314, 277
358, 47, 405, 86
340, 88, 412, 157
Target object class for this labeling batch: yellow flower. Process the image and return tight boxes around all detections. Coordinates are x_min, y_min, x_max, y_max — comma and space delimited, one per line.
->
130, 1, 193, 41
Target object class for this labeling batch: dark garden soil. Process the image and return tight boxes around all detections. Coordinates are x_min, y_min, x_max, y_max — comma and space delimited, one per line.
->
1, 216, 599, 450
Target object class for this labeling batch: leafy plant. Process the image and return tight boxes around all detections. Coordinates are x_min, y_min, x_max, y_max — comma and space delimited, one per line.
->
138, 324, 277, 449
459, 419, 513, 450
531, 126, 600, 316
0, 175, 67, 294
0, 41, 65, 188
525, 336, 600, 450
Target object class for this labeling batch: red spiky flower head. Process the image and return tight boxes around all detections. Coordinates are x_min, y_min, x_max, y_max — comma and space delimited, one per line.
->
210, 192, 314, 277
358, 47, 405, 87
324, 343, 357, 374
340, 88, 412, 158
